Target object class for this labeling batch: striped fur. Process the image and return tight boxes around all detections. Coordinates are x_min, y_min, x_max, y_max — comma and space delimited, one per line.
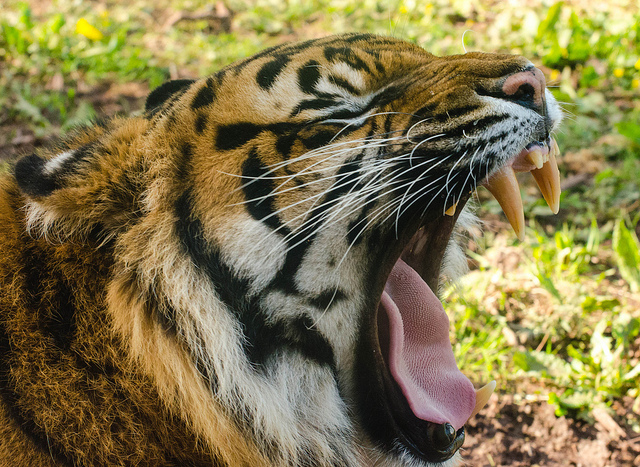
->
0, 34, 560, 466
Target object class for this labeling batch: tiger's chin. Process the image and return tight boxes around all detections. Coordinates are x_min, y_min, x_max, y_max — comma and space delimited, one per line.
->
354, 138, 561, 464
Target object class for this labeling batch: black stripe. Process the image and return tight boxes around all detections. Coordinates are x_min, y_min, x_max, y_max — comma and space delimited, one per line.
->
346, 189, 380, 246
175, 189, 334, 369
328, 74, 360, 95
298, 60, 321, 94
241, 149, 290, 234
40, 280, 77, 350
194, 113, 208, 134
324, 46, 371, 74
341, 33, 377, 43
308, 288, 346, 310
215, 123, 265, 151
342, 33, 399, 47
239, 313, 335, 369
290, 98, 337, 116
415, 114, 508, 141
415, 102, 439, 117
14, 144, 93, 197
431, 104, 480, 122
191, 82, 216, 110
275, 132, 298, 159
267, 157, 363, 296
486, 130, 512, 145
230, 40, 306, 73
300, 129, 336, 151
448, 114, 508, 138
190, 323, 219, 392
256, 55, 290, 90
477, 81, 538, 111
146, 79, 195, 113
19, 241, 78, 351
141, 291, 178, 337
215, 121, 307, 155
14, 153, 59, 196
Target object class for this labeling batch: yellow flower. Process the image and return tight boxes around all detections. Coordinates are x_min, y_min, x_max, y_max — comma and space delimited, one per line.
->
634, 58, 640, 70
632, 78, 639, 89
76, 18, 103, 41
399, 5, 408, 14
613, 68, 624, 78
550, 69, 561, 82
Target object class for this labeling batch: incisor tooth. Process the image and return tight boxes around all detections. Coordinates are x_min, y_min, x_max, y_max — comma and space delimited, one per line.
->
470, 380, 496, 418
531, 139, 561, 214
484, 166, 525, 240
526, 148, 544, 169
548, 138, 560, 160
445, 201, 458, 216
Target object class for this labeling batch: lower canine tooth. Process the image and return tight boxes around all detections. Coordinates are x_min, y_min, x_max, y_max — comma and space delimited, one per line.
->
470, 380, 496, 418
484, 166, 526, 240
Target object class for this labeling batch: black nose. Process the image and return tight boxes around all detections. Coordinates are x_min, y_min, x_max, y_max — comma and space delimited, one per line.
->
432, 422, 457, 450
501, 67, 547, 112
428, 422, 465, 459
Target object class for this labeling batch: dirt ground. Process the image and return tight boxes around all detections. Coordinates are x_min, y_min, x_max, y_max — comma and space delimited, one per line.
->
465, 390, 640, 466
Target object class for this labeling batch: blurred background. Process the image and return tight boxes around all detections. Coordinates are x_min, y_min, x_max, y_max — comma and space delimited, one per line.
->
1, 1, 639, 465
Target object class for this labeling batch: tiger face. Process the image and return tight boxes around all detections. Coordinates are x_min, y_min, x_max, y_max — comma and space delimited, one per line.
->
2, 34, 561, 466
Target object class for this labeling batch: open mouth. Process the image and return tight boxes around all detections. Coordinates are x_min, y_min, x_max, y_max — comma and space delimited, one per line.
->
362, 138, 561, 462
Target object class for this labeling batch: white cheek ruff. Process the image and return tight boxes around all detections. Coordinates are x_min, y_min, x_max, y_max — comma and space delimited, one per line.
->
440, 204, 479, 292
218, 216, 288, 293
544, 88, 563, 130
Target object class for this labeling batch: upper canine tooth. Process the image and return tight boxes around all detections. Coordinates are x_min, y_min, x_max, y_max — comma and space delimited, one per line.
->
526, 148, 544, 169
484, 166, 526, 240
470, 380, 496, 418
531, 139, 561, 214
445, 201, 458, 216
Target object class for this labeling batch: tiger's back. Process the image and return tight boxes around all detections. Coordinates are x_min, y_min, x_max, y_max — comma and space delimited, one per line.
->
0, 34, 561, 466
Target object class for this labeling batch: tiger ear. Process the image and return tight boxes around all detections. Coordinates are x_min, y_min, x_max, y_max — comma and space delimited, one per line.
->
145, 79, 195, 113
14, 124, 146, 240
14, 145, 93, 198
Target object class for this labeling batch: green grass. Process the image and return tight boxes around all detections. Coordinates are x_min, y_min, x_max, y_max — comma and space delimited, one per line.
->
447, 220, 640, 428
1, 0, 640, 433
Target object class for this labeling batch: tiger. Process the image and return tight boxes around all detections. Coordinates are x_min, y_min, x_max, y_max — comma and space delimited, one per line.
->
0, 33, 562, 466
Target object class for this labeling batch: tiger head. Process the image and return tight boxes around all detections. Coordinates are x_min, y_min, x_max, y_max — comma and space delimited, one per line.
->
14, 34, 561, 466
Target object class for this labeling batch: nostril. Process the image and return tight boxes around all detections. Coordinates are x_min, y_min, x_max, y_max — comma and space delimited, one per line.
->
510, 82, 536, 102
501, 68, 546, 110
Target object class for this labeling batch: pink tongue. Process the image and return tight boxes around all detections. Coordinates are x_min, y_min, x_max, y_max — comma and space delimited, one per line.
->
379, 259, 475, 430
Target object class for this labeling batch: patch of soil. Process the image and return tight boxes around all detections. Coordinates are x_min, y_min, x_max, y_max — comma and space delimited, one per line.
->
464, 391, 640, 466
0, 82, 147, 162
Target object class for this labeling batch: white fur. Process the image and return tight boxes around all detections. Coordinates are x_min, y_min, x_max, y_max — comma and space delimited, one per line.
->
43, 150, 75, 175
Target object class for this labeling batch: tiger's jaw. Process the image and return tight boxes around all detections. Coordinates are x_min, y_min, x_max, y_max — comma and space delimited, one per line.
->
355, 198, 471, 463
356, 137, 561, 463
